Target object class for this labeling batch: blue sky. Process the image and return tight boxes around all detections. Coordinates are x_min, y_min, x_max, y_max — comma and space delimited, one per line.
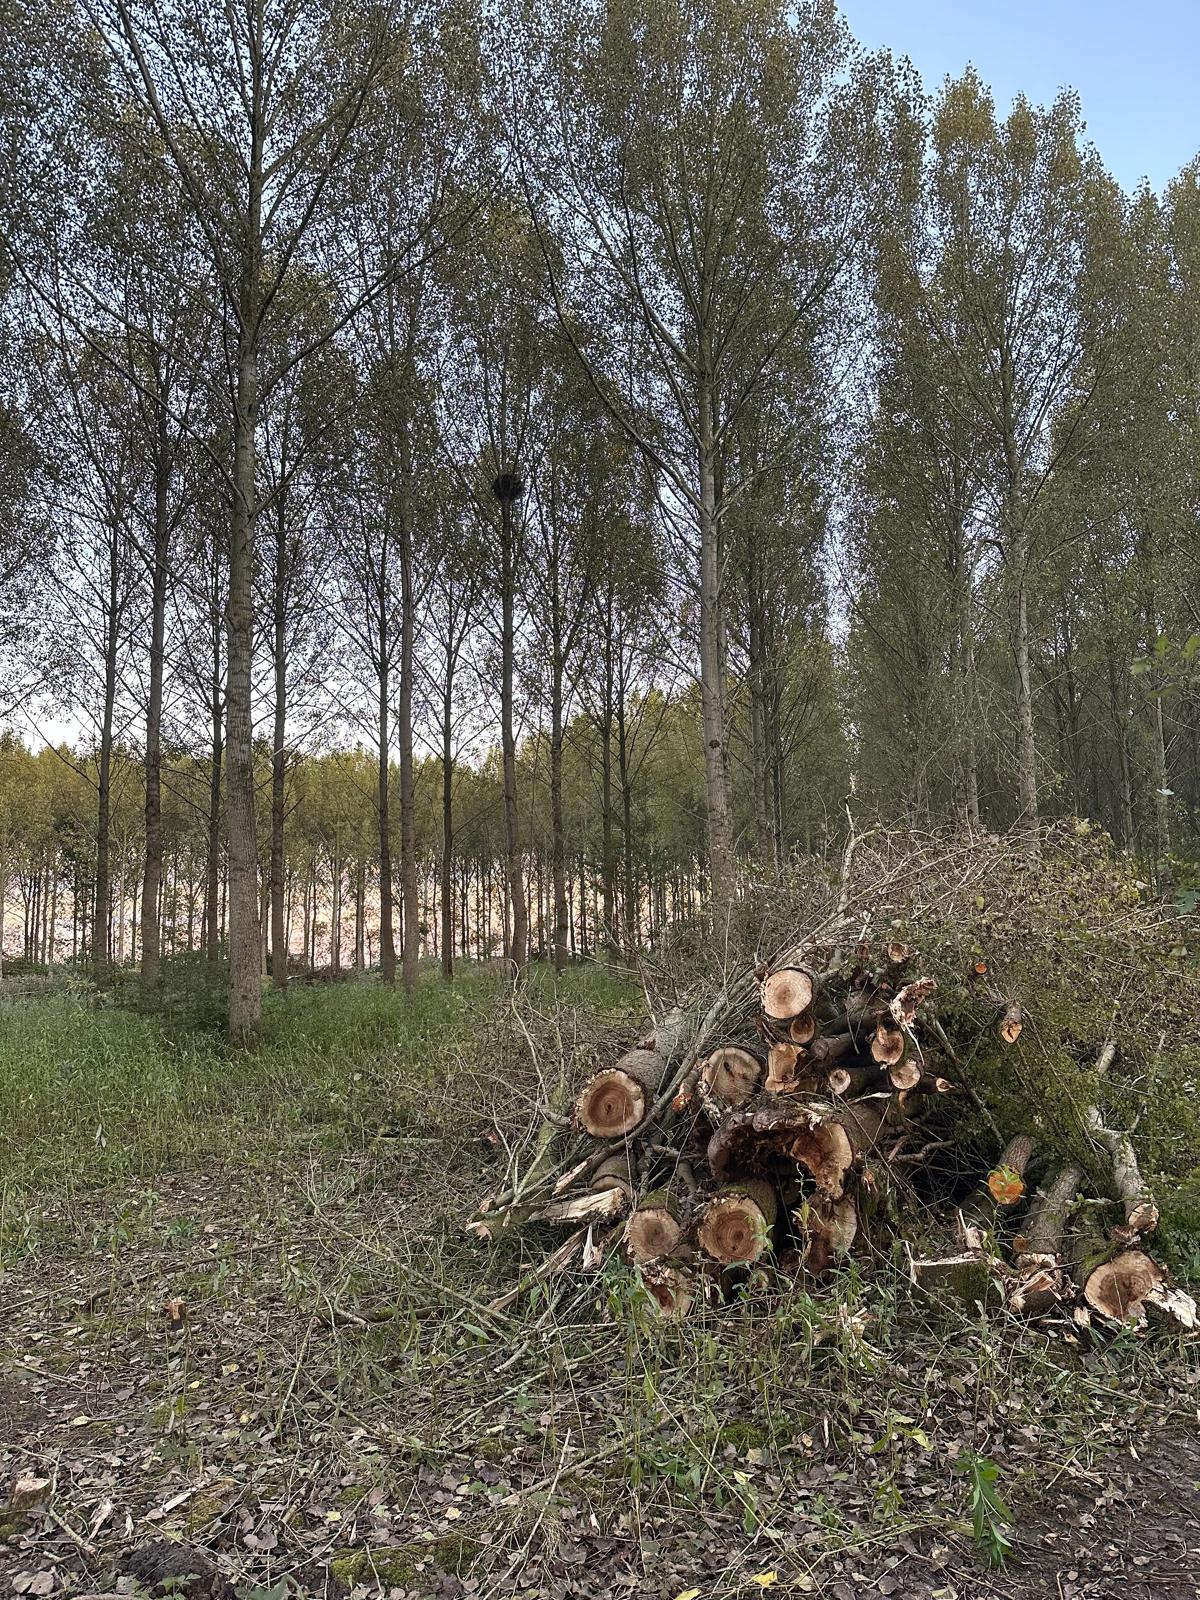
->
839, 0, 1200, 194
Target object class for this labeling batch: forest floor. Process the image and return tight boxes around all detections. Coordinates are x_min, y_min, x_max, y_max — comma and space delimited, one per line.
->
1, 970, 1198, 1600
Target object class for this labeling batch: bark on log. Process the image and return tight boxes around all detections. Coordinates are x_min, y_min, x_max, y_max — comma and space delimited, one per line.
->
1009, 1163, 1080, 1315
697, 1179, 778, 1266
1085, 1106, 1158, 1234
958, 1134, 1035, 1249
1018, 1164, 1082, 1261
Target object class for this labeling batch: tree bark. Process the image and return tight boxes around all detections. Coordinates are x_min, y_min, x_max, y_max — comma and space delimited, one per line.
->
93, 515, 121, 986
498, 491, 526, 969
140, 406, 169, 982
225, 252, 263, 1040
397, 416, 419, 993
696, 356, 735, 921
269, 503, 288, 991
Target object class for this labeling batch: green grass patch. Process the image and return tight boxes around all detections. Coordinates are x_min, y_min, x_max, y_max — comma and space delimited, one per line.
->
0, 960, 636, 1248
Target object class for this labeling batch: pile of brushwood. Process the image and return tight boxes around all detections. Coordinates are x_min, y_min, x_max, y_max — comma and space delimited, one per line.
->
468, 826, 1199, 1336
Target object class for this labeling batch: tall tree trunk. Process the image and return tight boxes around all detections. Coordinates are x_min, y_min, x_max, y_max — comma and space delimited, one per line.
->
377, 634, 396, 983
617, 695, 636, 956
440, 654, 455, 980
205, 685, 223, 961
269, 509, 288, 990
397, 441, 419, 992
697, 361, 735, 918
550, 663, 568, 974
140, 399, 169, 981
1012, 542, 1039, 837
94, 520, 121, 987
226, 307, 263, 1040
355, 862, 365, 970
499, 493, 526, 968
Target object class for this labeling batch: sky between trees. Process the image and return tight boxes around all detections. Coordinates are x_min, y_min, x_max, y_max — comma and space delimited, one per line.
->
0, 0, 1198, 1035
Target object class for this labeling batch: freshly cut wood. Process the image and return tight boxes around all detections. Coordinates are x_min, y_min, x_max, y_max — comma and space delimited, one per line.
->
997, 1003, 1023, 1044
531, 1187, 628, 1225
765, 1041, 806, 1093
699, 1046, 763, 1108
889, 977, 937, 1029
641, 1259, 694, 1316
708, 1099, 854, 1197
988, 1134, 1034, 1206
870, 1020, 906, 1067
697, 1179, 778, 1265
574, 1052, 660, 1137
573, 1007, 688, 1136
789, 1010, 817, 1045
760, 965, 815, 1021
887, 1059, 922, 1091
1083, 1250, 1164, 1322
1143, 1282, 1199, 1330
625, 1189, 684, 1263
1085, 1106, 1158, 1234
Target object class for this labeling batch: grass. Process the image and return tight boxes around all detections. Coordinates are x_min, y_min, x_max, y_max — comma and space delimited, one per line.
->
0, 960, 638, 1229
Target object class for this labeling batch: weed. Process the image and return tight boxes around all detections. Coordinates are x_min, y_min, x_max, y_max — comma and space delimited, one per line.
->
958, 1449, 1014, 1568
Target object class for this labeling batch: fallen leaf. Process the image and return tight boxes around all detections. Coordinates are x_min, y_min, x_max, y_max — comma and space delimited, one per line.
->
674, 1589, 702, 1600
749, 1575, 779, 1590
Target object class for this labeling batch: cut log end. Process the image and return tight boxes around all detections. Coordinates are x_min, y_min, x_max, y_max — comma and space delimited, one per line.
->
700, 1047, 763, 1108
697, 1181, 777, 1266
789, 1009, 817, 1045
625, 1193, 684, 1264
887, 1059, 922, 1091
871, 1021, 906, 1067
573, 1068, 645, 1137
641, 1261, 694, 1317
997, 1004, 1023, 1044
761, 966, 815, 1021
1084, 1250, 1165, 1323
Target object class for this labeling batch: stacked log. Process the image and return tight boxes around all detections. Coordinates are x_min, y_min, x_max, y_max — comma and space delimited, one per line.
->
470, 953, 1195, 1336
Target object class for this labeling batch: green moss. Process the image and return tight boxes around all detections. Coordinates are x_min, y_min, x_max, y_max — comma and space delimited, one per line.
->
330, 1546, 422, 1587
182, 1488, 233, 1532
0, 1510, 29, 1540
329, 1532, 481, 1588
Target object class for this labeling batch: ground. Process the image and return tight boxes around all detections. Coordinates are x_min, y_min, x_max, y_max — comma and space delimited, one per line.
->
1, 970, 1198, 1600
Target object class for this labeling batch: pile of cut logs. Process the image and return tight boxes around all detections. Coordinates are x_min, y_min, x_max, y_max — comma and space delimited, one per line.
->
469, 946, 1196, 1333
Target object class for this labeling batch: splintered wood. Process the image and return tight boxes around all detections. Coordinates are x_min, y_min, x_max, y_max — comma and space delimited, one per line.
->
470, 949, 1194, 1337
